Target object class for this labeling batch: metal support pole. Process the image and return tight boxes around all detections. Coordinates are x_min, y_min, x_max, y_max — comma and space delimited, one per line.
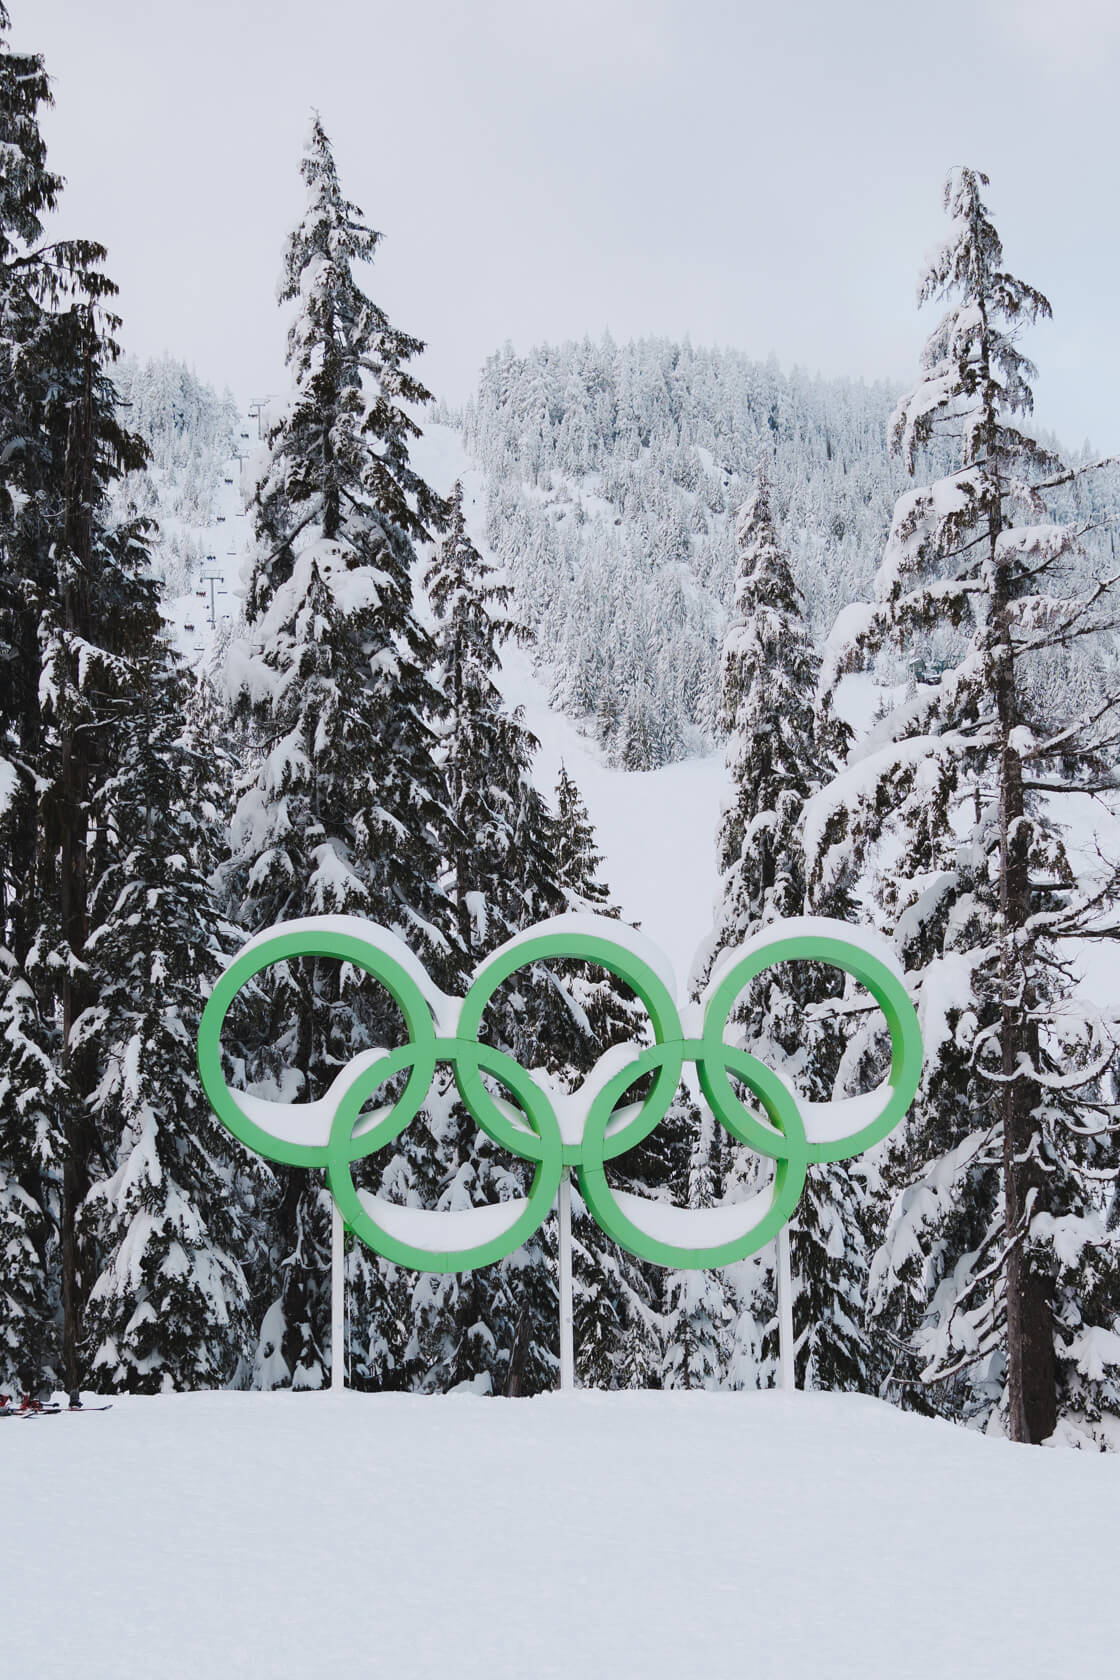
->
777, 1224, 795, 1392
558, 1167, 575, 1392
201, 573, 222, 629
331, 1201, 345, 1392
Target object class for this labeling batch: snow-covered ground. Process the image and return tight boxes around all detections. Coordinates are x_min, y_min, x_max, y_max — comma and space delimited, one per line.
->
502, 636, 726, 991
5, 1387, 1117, 1679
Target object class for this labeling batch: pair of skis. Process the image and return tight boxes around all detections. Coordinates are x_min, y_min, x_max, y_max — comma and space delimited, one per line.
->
0, 1401, 112, 1417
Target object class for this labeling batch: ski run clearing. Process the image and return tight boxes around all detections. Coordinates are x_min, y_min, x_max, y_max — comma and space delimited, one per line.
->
5, 1386, 1119, 1680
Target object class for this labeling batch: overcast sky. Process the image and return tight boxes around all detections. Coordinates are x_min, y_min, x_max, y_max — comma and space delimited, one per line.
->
28, 0, 1120, 451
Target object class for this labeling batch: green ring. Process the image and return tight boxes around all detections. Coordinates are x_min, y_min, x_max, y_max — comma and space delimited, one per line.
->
196, 927, 437, 1169
578, 1040, 809, 1269
458, 929, 683, 1162
701, 933, 923, 1164
196, 916, 923, 1272
327, 1040, 563, 1272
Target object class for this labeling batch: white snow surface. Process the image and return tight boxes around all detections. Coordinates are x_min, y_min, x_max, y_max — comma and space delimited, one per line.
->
475, 909, 680, 1003
504, 639, 726, 988
0, 752, 17, 818
801, 1085, 894, 1145
613, 1182, 776, 1244
6, 1388, 1120, 1679
223, 914, 453, 1022
235, 1049, 394, 1148
355, 1189, 524, 1245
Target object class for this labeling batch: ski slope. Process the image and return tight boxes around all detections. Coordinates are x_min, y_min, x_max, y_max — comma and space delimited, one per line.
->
4, 1387, 1117, 1679
159, 427, 254, 662
411, 423, 729, 991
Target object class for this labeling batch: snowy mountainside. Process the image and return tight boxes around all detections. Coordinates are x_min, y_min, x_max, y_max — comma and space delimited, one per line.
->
112, 369, 729, 984
111, 357, 242, 611
461, 336, 1120, 772
7, 1388, 1120, 1679
122, 390, 1120, 1011
410, 420, 727, 986
465, 339, 917, 770
416, 421, 1120, 1020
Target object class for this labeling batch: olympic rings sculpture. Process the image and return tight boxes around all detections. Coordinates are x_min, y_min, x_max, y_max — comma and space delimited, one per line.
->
197, 913, 922, 1273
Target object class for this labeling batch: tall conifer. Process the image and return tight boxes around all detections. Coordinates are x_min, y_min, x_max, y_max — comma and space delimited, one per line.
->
692, 463, 870, 1393
79, 654, 252, 1391
224, 118, 458, 1387
809, 169, 1120, 1443
0, 6, 161, 1384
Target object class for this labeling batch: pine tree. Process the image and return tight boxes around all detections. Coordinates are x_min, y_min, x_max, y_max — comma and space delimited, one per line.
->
424, 481, 559, 961
808, 168, 1120, 1444
659, 1105, 733, 1390
553, 765, 610, 910
0, 7, 74, 1384
34, 300, 159, 1389
0, 946, 63, 1389
401, 480, 556, 1393
417, 488, 655, 1393
245, 114, 445, 625
661, 1269, 732, 1390
696, 462, 827, 968
0, 4, 134, 948
691, 463, 871, 1395
549, 769, 684, 1390
0, 6, 161, 1386
416, 497, 670, 1392
542, 769, 685, 1390
78, 652, 252, 1391
224, 117, 458, 1389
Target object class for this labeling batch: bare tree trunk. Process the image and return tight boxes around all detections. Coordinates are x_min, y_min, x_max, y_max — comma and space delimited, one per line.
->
58, 309, 97, 1390
975, 264, 1058, 1445
994, 575, 1057, 1445
504, 1303, 532, 1397
60, 817, 91, 1392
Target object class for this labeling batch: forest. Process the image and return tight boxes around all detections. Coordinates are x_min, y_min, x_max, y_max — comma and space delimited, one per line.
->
2, 1, 1119, 1451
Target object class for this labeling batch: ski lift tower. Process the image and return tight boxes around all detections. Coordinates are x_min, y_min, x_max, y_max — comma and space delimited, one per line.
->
248, 397, 278, 442
200, 573, 229, 630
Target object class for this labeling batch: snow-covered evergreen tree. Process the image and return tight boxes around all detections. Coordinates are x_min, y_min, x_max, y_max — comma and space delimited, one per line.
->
808, 168, 1120, 1444
696, 463, 829, 967
0, 947, 63, 1389
0, 3, 164, 1387
224, 117, 458, 1389
659, 1106, 732, 1390
689, 463, 872, 1394
78, 652, 252, 1391
0, 11, 73, 1386
424, 481, 560, 960
553, 765, 609, 911
402, 480, 558, 1393
33, 302, 159, 1388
